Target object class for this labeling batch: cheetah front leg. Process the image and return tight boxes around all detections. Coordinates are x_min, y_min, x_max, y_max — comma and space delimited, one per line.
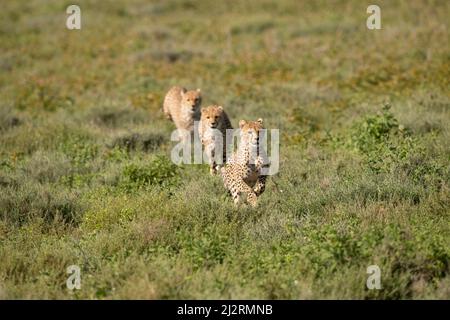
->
213, 149, 227, 175
222, 167, 258, 207
210, 162, 217, 175
206, 144, 217, 175
253, 175, 267, 197
229, 180, 258, 207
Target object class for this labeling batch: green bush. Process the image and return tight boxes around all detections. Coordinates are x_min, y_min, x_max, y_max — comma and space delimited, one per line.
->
338, 105, 445, 185
347, 104, 412, 173
180, 228, 230, 269
59, 136, 98, 168
120, 155, 180, 191
82, 195, 137, 232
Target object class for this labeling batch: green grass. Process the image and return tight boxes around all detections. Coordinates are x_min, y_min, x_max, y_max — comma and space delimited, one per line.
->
0, 0, 449, 299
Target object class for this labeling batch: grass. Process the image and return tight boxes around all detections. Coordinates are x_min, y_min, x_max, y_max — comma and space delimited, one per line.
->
0, 0, 449, 299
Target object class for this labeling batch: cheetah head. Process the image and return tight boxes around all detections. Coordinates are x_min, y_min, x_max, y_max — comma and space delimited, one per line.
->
181, 88, 202, 113
239, 118, 264, 148
201, 105, 224, 129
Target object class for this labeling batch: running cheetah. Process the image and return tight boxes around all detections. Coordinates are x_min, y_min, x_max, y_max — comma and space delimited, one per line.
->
198, 105, 233, 175
163, 86, 202, 141
221, 118, 268, 207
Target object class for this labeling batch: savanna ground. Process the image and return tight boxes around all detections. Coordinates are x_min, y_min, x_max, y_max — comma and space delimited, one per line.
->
0, 0, 449, 299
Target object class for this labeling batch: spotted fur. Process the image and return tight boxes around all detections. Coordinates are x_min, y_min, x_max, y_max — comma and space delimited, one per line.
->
221, 118, 268, 207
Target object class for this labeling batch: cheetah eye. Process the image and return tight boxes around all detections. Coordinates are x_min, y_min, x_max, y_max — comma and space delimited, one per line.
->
206, 116, 210, 119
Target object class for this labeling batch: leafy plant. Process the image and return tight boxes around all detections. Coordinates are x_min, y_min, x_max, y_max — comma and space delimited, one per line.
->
120, 155, 180, 191
59, 136, 98, 168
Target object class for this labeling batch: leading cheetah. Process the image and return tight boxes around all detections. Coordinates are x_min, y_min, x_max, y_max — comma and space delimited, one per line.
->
163, 86, 202, 141
221, 118, 269, 207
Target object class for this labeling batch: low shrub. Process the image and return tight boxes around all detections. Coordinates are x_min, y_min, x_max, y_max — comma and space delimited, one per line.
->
120, 155, 180, 191
332, 104, 446, 186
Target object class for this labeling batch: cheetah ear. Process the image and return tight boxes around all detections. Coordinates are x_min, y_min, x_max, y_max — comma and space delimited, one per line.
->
180, 90, 185, 97
201, 107, 206, 113
257, 118, 263, 125
239, 120, 246, 129
217, 105, 223, 111
196, 88, 201, 93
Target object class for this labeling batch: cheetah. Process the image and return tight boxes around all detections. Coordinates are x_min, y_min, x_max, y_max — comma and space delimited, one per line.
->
198, 105, 233, 175
163, 86, 202, 141
221, 118, 268, 207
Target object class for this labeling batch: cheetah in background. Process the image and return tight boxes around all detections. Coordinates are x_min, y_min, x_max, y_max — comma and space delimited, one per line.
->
163, 86, 202, 141
198, 105, 233, 175
221, 118, 269, 207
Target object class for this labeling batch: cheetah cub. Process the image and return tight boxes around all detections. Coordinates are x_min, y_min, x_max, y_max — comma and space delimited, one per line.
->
198, 105, 233, 175
221, 118, 268, 207
163, 86, 202, 141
